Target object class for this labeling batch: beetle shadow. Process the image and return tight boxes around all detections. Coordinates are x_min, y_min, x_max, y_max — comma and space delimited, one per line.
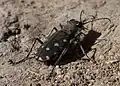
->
57, 30, 101, 65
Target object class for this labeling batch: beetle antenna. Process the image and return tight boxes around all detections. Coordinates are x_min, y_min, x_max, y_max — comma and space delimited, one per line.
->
80, 10, 84, 22
83, 17, 111, 25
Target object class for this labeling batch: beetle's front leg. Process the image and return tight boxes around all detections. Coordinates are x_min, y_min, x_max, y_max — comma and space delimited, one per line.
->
78, 43, 90, 59
75, 36, 90, 60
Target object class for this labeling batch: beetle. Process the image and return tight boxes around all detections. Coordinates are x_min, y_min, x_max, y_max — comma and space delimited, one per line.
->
9, 10, 111, 75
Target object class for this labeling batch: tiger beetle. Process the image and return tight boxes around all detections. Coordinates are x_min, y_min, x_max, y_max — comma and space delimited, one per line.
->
9, 10, 111, 76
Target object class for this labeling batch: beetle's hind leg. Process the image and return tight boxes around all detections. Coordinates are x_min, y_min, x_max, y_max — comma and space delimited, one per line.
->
8, 38, 43, 65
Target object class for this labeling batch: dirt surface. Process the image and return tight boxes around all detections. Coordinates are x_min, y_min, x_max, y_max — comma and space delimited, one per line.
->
0, 0, 120, 86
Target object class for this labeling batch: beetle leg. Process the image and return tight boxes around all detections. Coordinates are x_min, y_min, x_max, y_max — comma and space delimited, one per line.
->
41, 27, 58, 39
76, 36, 90, 59
59, 23, 63, 28
8, 38, 43, 65
78, 44, 90, 59
35, 38, 44, 44
74, 31, 89, 59
41, 33, 47, 38
47, 27, 58, 37
49, 47, 69, 77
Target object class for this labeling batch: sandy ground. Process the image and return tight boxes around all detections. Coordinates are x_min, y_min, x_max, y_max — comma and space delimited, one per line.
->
0, 0, 120, 86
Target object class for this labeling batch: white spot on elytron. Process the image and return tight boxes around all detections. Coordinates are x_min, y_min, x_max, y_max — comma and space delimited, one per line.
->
63, 39, 67, 42
54, 43, 59, 47
74, 41, 77, 44
38, 57, 43, 61
46, 56, 50, 60
41, 45, 44, 48
54, 52, 57, 55
46, 47, 50, 51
